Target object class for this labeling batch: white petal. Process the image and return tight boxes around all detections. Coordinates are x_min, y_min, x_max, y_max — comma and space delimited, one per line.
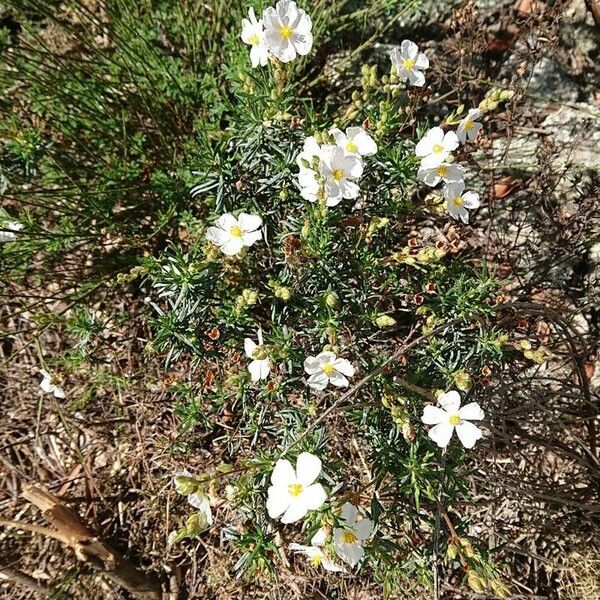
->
205, 226, 228, 246
417, 167, 440, 187
215, 213, 237, 230
241, 229, 262, 247
415, 137, 433, 158
332, 358, 355, 378
354, 518, 374, 541
295, 452, 322, 487
330, 128, 347, 147
438, 390, 461, 412
321, 557, 345, 572
328, 371, 349, 388
281, 498, 309, 523
307, 372, 329, 391
462, 191, 480, 209
266, 485, 291, 519
244, 338, 257, 358
428, 422, 455, 448
407, 69, 425, 87
334, 537, 364, 567
300, 483, 327, 510
420, 153, 446, 169
340, 502, 358, 525
348, 128, 377, 156
304, 355, 321, 375
248, 360, 263, 382
311, 528, 327, 546
340, 180, 360, 199
52, 386, 66, 399
458, 402, 484, 421
271, 458, 296, 487
292, 30, 313, 56
443, 131, 460, 152
415, 52, 429, 69
422, 405, 447, 425
400, 39, 418, 59
455, 421, 483, 449
343, 155, 364, 178
238, 212, 262, 232
443, 181, 465, 200
468, 122, 483, 140
219, 237, 245, 256
258, 359, 270, 380
456, 123, 467, 144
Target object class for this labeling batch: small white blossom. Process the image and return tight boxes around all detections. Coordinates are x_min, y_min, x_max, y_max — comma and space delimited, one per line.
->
417, 162, 465, 188
266, 452, 327, 524
244, 329, 270, 382
205, 213, 262, 256
39, 369, 65, 399
289, 528, 345, 572
319, 145, 363, 204
263, 0, 313, 63
390, 40, 429, 87
304, 351, 355, 391
415, 127, 459, 170
330, 126, 377, 157
421, 390, 484, 449
443, 181, 480, 224
333, 503, 374, 567
241, 8, 269, 68
456, 109, 483, 144
0, 221, 23, 243
173, 470, 213, 529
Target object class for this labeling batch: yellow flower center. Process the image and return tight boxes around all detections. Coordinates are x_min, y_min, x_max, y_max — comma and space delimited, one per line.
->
342, 531, 358, 544
230, 225, 243, 237
432, 144, 445, 155
310, 554, 322, 567
288, 483, 303, 497
452, 196, 464, 207
249, 33, 260, 45
464, 120, 474, 130
280, 25, 293, 39
436, 165, 448, 177
322, 363, 335, 376
402, 58, 416, 70
449, 414, 461, 425
346, 141, 358, 153
332, 169, 344, 181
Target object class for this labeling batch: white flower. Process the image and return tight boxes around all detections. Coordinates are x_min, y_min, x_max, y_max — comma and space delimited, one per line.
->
241, 8, 269, 68
330, 126, 377, 157
244, 329, 270, 382
415, 127, 459, 170
333, 503, 374, 567
266, 452, 327, 524
390, 40, 429, 87
173, 470, 213, 528
319, 145, 363, 204
421, 390, 484, 449
263, 0, 313, 63
39, 369, 65, 399
205, 213, 262, 256
456, 109, 483, 144
289, 528, 345, 572
417, 162, 465, 187
443, 181, 480, 224
304, 351, 355, 391
0, 221, 23, 243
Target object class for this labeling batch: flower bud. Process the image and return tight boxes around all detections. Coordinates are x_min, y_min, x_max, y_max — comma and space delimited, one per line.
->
325, 292, 338, 308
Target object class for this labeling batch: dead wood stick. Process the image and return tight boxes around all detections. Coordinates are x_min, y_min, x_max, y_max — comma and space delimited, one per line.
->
0, 566, 51, 596
21, 484, 163, 600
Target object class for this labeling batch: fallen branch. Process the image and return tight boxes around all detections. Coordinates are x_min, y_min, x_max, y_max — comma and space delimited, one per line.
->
16, 484, 163, 600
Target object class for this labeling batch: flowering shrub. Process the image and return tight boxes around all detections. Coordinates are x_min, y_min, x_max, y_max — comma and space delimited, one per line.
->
146, 1, 516, 595
4, 0, 567, 598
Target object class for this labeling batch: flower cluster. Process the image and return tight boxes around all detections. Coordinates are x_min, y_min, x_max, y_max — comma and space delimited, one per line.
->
415, 107, 484, 224
241, 1, 313, 67
296, 126, 377, 207
267, 453, 374, 569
